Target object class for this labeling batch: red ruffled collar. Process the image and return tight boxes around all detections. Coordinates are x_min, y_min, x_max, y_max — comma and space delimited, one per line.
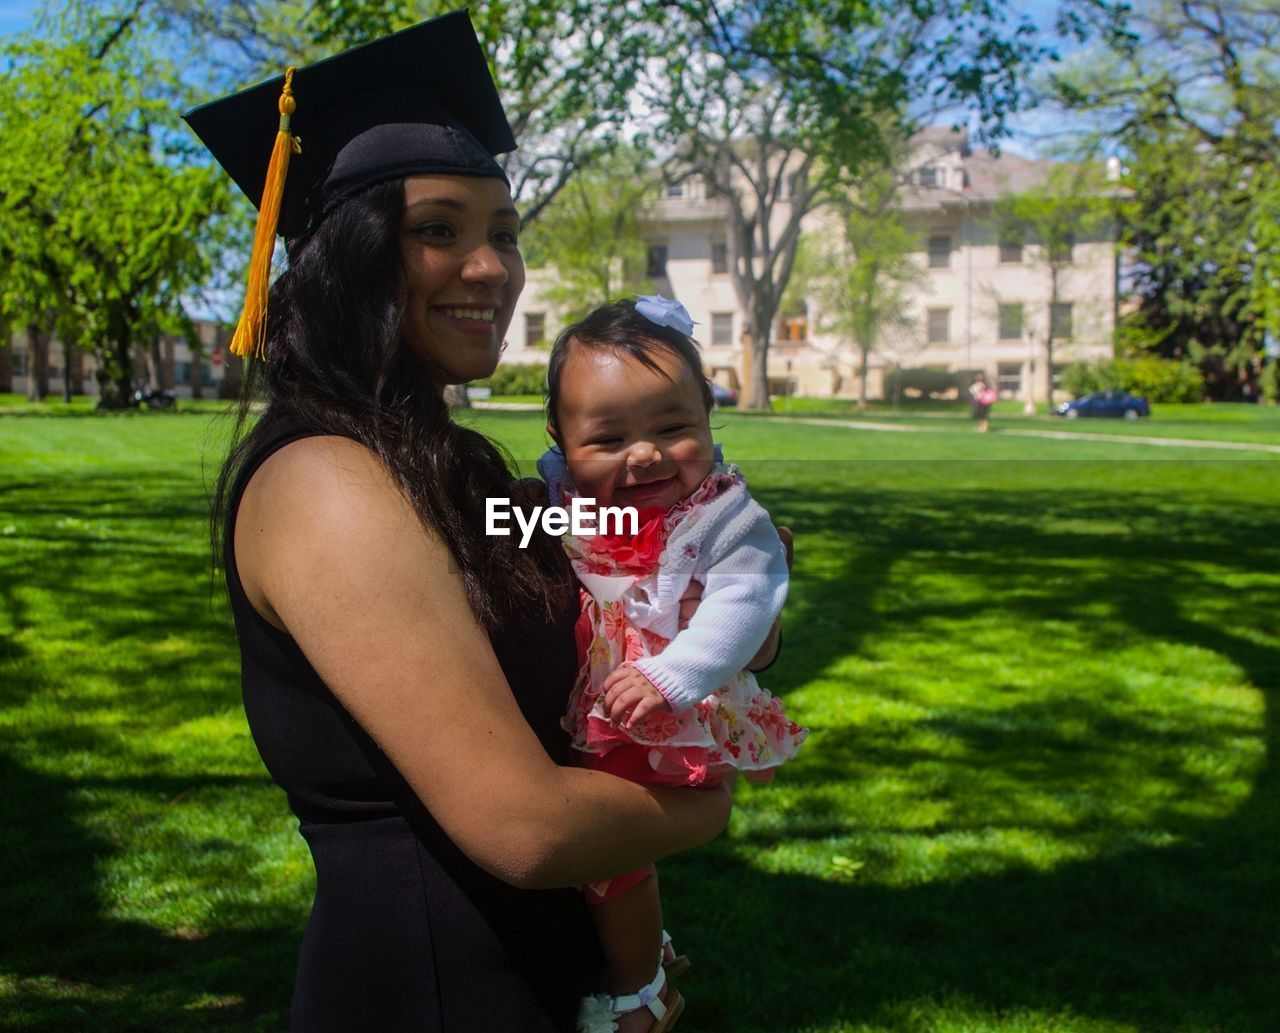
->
563, 465, 741, 577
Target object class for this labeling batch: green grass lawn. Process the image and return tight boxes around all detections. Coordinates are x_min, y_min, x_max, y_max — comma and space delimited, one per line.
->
757, 399, 1280, 446
2, 410, 1278, 1031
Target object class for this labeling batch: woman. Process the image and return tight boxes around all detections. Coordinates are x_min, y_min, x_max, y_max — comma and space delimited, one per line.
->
188, 14, 733, 1030
969, 371, 995, 433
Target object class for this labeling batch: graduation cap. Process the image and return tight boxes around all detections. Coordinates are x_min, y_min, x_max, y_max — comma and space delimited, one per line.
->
183, 9, 516, 358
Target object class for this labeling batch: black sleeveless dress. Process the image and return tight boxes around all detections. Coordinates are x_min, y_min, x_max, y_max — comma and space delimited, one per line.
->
224, 420, 601, 1031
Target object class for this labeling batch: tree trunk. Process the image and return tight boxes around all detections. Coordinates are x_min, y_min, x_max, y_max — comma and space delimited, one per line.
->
0, 322, 11, 394
97, 330, 136, 409
443, 383, 471, 409
148, 338, 165, 389
186, 332, 205, 401
115, 335, 135, 406
1046, 269, 1060, 410
26, 323, 50, 402
742, 306, 772, 411
66, 343, 85, 397
1045, 334, 1055, 411
857, 338, 871, 409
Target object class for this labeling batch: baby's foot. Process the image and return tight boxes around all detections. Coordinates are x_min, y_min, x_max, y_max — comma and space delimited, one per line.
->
614, 986, 677, 1033
661, 930, 689, 980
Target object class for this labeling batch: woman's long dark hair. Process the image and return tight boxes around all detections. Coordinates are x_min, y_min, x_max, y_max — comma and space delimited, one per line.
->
213, 179, 570, 632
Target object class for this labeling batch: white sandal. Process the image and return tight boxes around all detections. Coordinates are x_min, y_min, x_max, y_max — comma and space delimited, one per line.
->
577, 957, 685, 1033
661, 929, 690, 981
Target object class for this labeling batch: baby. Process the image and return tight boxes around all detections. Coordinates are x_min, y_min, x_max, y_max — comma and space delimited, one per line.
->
537, 296, 807, 1033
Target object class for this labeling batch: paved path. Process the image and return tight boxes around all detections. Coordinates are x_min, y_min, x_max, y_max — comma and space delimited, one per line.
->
765, 416, 1280, 455
471, 403, 1280, 455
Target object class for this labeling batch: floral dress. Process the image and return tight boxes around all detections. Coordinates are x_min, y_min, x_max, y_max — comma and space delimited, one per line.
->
558, 464, 807, 786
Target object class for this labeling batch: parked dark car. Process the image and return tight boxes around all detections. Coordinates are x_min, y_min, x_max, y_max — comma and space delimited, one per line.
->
711, 383, 738, 407
1055, 390, 1150, 420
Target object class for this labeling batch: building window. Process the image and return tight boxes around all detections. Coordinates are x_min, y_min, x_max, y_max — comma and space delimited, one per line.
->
666, 182, 685, 198
1052, 363, 1068, 390
1048, 233, 1074, 264
927, 307, 950, 343
999, 234, 1023, 264
928, 234, 951, 269
711, 312, 734, 347
997, 362, 1022, 396
919, 166, 938, 188
525, 312, 546, 348
710, 241, 728, 274
1050, 302, 1073, 340
998, 303, 1024, 341
646, 244, 668, 278
175, 361, 215, 387
780, 316, 808, 342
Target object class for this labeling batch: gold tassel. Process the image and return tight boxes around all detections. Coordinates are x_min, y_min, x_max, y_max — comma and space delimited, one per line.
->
229, 67, 301, 359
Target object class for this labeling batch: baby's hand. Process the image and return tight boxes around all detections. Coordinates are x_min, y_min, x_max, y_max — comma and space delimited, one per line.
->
601, 665, 671, 729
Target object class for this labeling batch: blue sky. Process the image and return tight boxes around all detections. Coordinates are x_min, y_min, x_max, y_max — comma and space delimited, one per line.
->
0, 0, 36, 36
1, 0, 1088, 155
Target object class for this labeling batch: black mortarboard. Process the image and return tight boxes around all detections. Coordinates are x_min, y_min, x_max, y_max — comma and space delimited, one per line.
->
184, 9, 514, 239
183, 9, 516, 357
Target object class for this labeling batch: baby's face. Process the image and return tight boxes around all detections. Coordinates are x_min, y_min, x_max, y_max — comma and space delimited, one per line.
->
554, 341, 714, 514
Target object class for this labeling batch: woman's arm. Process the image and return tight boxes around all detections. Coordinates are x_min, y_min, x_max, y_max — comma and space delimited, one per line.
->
237, 436, 731, 890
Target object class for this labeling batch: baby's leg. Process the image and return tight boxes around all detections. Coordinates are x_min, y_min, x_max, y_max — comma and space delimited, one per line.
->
591, 868, 671, 1032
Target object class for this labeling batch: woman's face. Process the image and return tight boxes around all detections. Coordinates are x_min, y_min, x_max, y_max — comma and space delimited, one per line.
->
399, 175, 525, 386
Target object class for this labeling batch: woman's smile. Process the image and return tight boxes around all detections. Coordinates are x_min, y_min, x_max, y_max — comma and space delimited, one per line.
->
399, 175, 524, 384
432, 304, 500, 337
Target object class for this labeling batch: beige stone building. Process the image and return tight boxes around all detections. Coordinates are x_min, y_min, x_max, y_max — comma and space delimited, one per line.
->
505, 128, 1120, 401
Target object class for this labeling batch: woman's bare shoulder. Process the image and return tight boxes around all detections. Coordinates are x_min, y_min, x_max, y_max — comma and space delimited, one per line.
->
245, 435, 412, 531
236, 435, 425, 626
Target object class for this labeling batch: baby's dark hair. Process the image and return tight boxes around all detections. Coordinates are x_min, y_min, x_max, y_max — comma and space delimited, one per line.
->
546, 298, 714, 435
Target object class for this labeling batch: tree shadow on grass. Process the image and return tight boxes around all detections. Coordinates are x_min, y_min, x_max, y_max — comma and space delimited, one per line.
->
4, 461, 1279, 1030
0, 755, 301, 1031
663, 463, 1280, 1032
1, 473, 302, 1029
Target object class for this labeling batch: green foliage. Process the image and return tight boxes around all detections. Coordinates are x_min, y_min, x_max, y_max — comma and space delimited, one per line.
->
1048, 1, 1279, 398
1062, 356, 1204, 403
991, 163, 1116, 406
283, 0, 660, 226
476, 362, 547, 397
791, 160, 923, 404
0, 4, 238, 405
1260, 360, 1279, 405
521, 147, 656, 321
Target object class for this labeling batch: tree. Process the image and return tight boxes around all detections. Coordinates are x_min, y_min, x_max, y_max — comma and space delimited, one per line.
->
645, 0, 1124, 409
1047, 0, 1280, 399
791, 162, 922, 406
159, 2, 1123, 410
993, 163, 1116, 409
521, 148, 657, 322
0, 6, 236, 407
144, 0, 661, 228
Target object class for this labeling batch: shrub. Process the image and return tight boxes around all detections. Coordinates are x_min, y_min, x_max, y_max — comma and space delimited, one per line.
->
1062, 357, 1203, 403
1062, 361, 1107, 398
476, 362, 547, 397
1261, 360, 1279, 404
